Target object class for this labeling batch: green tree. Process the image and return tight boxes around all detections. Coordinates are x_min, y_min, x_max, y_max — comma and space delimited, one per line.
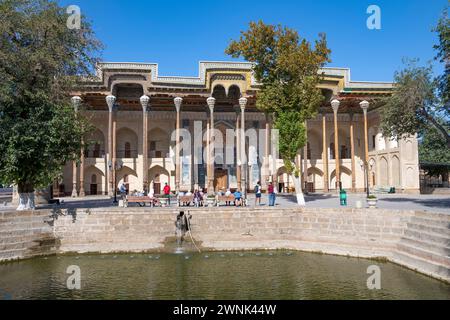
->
226, 21, 330, 205
381, 6, 450, 148
0, 0, 101, 209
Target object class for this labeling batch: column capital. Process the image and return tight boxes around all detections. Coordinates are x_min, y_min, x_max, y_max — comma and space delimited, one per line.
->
71, 96, 82, 112
360, 100, 369, 114
106, 95, 116, 112
207, 97, 215, 113
331, 99, 340, 113
239, 97, 248, 111
174, 97, 183, 113
140, 95, 150, 112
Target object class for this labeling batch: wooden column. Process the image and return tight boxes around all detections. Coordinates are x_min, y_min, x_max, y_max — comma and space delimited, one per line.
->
140, 95, 150, 193
360, 101, 370, 192
236, 107, 241, 190
207, 97, 216, 194
79, 137, 85, 197
112, 114, 117, 195
239, 97, 247, 196
70, 96, 82, 198
350, 113, 356, 192
71, 161, 78, 197
331, 99, 341, 190
106, 95, 116, 196
264, 113, 270, 189
322, 113, 329, 192
174, 97, 183, 194
303, 121, 308, 192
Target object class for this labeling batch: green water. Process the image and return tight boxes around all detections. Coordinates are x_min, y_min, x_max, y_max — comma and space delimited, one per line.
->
0, 251, 449, 300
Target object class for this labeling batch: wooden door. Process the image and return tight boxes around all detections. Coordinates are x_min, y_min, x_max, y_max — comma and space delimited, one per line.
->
214, 169, 228, 192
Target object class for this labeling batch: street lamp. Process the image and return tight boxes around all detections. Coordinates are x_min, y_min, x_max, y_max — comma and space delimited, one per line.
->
108, 160, 123, 204
359, 159, 370, 198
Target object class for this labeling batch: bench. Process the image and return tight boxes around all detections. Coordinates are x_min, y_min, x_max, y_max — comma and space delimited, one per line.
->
178, 195, 195, 207
124, 196, 159, 207
373, 186, 395, 194
217, 195, 235, 206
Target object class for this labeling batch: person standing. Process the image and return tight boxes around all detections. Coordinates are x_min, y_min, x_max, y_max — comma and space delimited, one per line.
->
254, 181, 262, 206
163, 182, 171, 205
268, 182, 276, 207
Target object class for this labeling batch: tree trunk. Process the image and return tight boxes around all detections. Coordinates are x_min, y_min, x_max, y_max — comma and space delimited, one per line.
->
17, 182, 35, 211
292, 174, 305, 206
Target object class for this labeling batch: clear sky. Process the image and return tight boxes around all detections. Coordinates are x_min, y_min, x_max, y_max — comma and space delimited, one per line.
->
58, 0, 448, 82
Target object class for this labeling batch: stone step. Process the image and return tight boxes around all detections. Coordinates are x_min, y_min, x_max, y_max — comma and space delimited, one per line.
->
410, 216, 450, 228
413, 212, 450, 222
397, 242, 450, 267
404, 228, 449, 246
399, 236, 450, 257
406, 222, 450, 236
392, 250, 450, 282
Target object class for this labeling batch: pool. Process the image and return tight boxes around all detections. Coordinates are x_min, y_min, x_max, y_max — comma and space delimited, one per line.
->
0, 251, 449, 300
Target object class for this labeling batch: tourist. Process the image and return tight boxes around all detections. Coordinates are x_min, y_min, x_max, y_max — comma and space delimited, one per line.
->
163, 182, 171, 205
254, 181, 262, 206
268, 182, 276, 206
225, 188, 232, 206
118, 181, 127, 199
234, 189, 242, 207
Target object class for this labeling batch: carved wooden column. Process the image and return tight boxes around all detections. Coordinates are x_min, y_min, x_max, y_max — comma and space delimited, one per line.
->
174, 97, 183, 194
206, 120, 210, 192
140, 95, 150, 193
235, 106, 241, 190
331, 99, 341, 190
106, 95, 116, 196
350, 113, 356, 192
239, 97, 247, 196
322, 113, 329, 192
263, 112, 270, 189
79, 136, 86, 197
71, 96, 82, 197
207, 97, 216, 194
360, 100, 370, 193
303, 121, 308, 192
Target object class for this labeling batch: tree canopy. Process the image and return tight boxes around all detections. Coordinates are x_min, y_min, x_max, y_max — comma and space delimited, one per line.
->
226, 21, 331, 173
381, 6, 450, 148
0, 0, 101, 193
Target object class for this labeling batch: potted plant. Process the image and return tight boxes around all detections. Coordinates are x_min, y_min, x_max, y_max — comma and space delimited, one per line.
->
205, 195, 216, 207
367, 195, 378, 208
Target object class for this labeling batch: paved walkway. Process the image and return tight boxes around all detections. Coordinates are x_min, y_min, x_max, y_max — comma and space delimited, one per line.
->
1, 193, 449, 214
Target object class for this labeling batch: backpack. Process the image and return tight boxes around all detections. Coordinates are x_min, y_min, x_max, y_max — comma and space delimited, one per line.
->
254, 185, 259, 193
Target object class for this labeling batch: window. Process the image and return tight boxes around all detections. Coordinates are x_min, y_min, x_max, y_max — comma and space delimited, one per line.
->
93, 143, 101, 158
124, 142, 131, 158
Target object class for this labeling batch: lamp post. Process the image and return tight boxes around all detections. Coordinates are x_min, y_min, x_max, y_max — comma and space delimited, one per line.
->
359, 159, 370, 198
108, 160, 123, 204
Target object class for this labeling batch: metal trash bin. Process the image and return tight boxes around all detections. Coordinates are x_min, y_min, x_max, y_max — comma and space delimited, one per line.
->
340, 190, 347, 206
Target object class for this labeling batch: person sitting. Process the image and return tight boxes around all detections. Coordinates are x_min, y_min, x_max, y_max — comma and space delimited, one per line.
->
234, 189, 242, 207
118, 182, 127, 199
225, 188, 232, 206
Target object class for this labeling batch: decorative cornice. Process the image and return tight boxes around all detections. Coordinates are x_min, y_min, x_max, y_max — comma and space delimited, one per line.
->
84, 61, 393, 93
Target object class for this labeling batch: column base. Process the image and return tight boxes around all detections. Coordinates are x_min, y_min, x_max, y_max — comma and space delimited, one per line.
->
79, 189, 86, 197
71, 188, 78, 198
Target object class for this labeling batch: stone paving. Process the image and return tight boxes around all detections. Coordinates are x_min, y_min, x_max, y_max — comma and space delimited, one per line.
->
2, 192, 449, 214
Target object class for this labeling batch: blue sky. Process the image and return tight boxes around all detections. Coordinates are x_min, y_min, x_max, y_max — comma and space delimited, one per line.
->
58, 0, 448, 82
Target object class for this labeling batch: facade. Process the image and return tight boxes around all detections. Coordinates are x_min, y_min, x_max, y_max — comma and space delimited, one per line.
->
61, 61, 420, 197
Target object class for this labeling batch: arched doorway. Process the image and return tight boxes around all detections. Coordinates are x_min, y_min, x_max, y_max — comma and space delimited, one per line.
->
90, 174, 98, 195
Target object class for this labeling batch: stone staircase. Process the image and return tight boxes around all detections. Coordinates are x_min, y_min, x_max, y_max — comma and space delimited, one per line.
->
0, 211, 56, 262
394, 212, 450, 282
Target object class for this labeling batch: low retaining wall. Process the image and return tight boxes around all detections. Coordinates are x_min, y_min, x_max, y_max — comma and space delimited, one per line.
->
0, 207, 448, 282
